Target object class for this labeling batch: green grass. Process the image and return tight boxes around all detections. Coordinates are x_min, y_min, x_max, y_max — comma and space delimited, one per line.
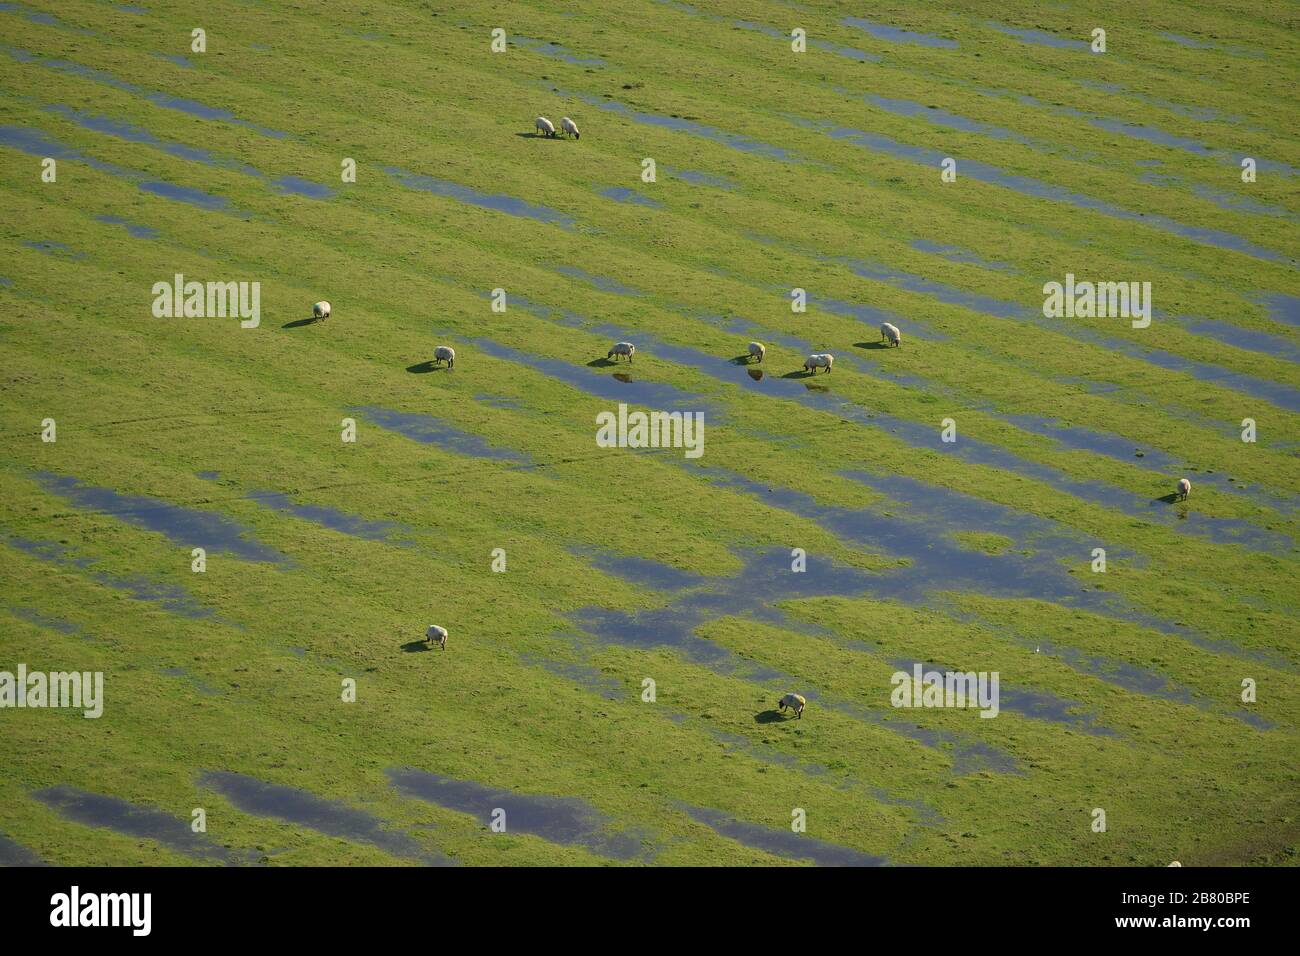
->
0, 0, 1296, 866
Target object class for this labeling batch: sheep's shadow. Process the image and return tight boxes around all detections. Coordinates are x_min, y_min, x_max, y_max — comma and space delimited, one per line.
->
782, 369, 817, 379
855, 341, 891, 350
401, 640, 432, 653
407, 361, 446, 374
587, 358, 620, 368
283, 316, 323, 329
516, 132, 563, 140
1154, 493, 1181, 504
754, 709, 791, 724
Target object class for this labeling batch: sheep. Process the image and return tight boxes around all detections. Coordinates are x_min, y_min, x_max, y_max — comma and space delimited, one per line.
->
560, 116, 581, 140
312, 300, 331, 321
535, 116, 557, 137
1176, 477, 1191, 501
803, 352, 833, 374
425, 624, 448, 650
608, 342, 635, 363
433, 345, 456, 368
747, 341, 766, 363
880, 322, 901, 347
778, 693, 806, 719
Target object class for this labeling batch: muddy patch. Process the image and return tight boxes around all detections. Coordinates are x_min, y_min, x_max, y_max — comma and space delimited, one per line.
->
388, 768, 648, 860
200, 770, 451, 865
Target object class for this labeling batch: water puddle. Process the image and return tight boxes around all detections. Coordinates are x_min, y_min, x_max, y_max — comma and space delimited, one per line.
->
792, 116, 1288, 262
355, 406, 531, 463
244, 489, 415, 545
0, 833, 43, 866
910, 239, 1017, 272
832, 256, 1300, 412
46, 103, 332, 198
34, 785, 251, 863
514, 36, 605, 67
388, 768, 648, 860
600, 185, 662, 208
383, 166, 574, 226
6, 46, 286, 137
200, 770, 451, 865
22, 239, 86, 260
95, 214, 159, 239
519, 652, 626, 700
7, 606, 90, 638
568, 91, 805, 163
680, 803, 885, 865
985, 22, 1088, 50
553, 264, 644, 296
841, 16, 957, 48
36, 472, 285, 563
0, 124, 239, 214
462, 334, 723, 420
5, 535, 215, 619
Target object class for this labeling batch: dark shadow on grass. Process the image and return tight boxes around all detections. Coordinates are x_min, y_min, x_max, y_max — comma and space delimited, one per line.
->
855, 341, 891, 350
1155, 493, 1180, 504
406, 361, 442, 374
283, 316, 323, 329
587, 358, 618, 368
401, 640, 432, 653
516, 132, 562, 140
754, 709, 790, 724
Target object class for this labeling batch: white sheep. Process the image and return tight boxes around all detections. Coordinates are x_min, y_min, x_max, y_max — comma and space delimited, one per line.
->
747, 341, 765, 363
560, 116, 581, 140
1176, 477, 1191, 500
312, 300, 331, 321
433, 345, 456, 368
425, 624, 448, 650
778, 693, 806, 719
803, 353, 833, 374
535, 116, 557, 137
881, 322, 901, 347
608, 342, 635, 363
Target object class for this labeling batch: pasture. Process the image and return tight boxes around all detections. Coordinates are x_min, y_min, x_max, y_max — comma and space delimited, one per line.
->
0, 0, 1297, 866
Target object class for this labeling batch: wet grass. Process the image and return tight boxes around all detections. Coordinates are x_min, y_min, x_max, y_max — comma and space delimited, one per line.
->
0, 0, 1296, 867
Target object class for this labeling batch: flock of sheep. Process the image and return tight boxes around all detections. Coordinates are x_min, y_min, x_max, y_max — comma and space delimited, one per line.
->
339, 114, 1192, 718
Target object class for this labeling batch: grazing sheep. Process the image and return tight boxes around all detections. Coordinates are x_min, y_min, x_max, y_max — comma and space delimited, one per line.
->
560, 116, 581, 139
312, 300, 331, 321
535, 116, 557, 137
433, 345, 456, 368
880, 322, 901, 347
425, 624, 448, 650
803, 353, 833, 374
608, 342, 635, 363
747, 341, 766, 363
778, 693, 806, 719
1176, 477, 1191, 500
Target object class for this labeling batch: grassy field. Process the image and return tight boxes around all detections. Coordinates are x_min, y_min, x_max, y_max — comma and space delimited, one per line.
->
0, 0, 1297, 866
